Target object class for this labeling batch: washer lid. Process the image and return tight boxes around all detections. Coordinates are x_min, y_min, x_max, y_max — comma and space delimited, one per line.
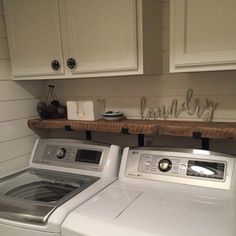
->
0, 168, 99, 225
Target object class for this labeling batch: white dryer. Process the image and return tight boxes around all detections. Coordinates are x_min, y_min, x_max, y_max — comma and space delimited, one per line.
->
62, 147, 236, 236
0, 138, 121, 236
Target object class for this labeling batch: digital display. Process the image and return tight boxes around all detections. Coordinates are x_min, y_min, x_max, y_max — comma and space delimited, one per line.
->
187, 160, 225, 180
75, 149, 102, 164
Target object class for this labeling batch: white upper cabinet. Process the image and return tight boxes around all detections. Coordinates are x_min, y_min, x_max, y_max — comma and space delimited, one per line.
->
61, 0, 137, 74
170, 0, 236, 73
4, 0, 162, 80
4, 0, 65, 77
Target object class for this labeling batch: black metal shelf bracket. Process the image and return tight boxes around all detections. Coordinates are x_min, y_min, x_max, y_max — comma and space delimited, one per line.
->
86, 130, 92, 140
65, 125, 73, 131
201, 138, 210, 150
121, 128, 130, 135
138, 134, 145, 147
120, 128, 144, 147
192, 132, 210, 150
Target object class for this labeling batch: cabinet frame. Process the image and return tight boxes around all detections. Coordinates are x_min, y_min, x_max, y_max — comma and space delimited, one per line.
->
4, 0, 65, 78
4, 0, 162, 80
170, 0, 236, 73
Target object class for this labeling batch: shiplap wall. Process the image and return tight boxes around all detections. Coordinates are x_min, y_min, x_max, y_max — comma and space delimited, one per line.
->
0, 0, 45, 176
48, 0, 236, 154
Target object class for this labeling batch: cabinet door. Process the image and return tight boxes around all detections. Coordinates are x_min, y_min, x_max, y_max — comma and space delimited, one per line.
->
170, 0, 236, 72
4, 0, 64, 78
61, 0, 137, 75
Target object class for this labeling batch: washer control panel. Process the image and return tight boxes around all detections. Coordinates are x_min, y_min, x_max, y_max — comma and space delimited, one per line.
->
42, 145, 102, 165
32, 139, 110, 172
125, 148, 235, 189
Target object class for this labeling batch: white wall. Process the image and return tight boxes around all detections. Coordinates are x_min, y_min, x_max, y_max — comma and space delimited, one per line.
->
48, 0, 236, 154
0, 0, 45, 176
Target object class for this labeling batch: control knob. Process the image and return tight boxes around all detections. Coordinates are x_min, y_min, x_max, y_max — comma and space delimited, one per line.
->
158, 158, 172, 172
56, 148, 66, 159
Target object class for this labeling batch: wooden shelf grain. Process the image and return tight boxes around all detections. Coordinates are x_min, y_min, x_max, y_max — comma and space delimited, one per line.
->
28, 118, 158, 135
28, 118, 236, 139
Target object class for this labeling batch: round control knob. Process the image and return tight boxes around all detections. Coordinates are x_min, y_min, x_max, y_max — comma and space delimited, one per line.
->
51, 60, 60, 71
67, 58, 77, 69
158, 159, 172, 172
56, 148, 66, 159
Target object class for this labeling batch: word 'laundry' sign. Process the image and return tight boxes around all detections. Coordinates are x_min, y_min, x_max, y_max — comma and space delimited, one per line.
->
140, 89, 218, 122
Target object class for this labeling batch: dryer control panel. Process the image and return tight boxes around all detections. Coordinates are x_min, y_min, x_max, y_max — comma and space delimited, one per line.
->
138, 154, 225, 180
125, 148, 235, 190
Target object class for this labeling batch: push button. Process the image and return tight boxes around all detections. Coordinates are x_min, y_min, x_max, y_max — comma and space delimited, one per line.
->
180, 163, 187, 170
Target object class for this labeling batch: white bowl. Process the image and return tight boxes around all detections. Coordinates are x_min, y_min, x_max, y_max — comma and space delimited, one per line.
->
103, 116, 124, 121
102, 111, 123, 117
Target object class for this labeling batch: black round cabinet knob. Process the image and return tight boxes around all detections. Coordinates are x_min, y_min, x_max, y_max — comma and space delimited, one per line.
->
67, 58, 77, 69
51, 60, 60, 71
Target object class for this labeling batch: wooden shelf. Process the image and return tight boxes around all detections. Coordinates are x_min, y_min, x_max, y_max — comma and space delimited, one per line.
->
28, 118, 236, 139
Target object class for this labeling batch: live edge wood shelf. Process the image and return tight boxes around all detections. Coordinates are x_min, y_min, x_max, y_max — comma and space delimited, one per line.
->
28, 118, 236, 140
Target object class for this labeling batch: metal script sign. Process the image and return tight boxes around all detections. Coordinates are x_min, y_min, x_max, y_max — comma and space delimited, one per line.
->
140, 89, 218, 122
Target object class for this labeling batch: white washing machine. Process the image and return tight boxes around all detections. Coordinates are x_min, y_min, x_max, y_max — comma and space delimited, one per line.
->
0, 138, 121, 236
62, 147, 236, 236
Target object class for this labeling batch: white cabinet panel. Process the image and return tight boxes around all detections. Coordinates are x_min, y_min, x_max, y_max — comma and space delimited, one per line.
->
4, 0, 65, 77
61, 0, 137, 74
170, 0, 236, 72
4, 0, 162, 80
